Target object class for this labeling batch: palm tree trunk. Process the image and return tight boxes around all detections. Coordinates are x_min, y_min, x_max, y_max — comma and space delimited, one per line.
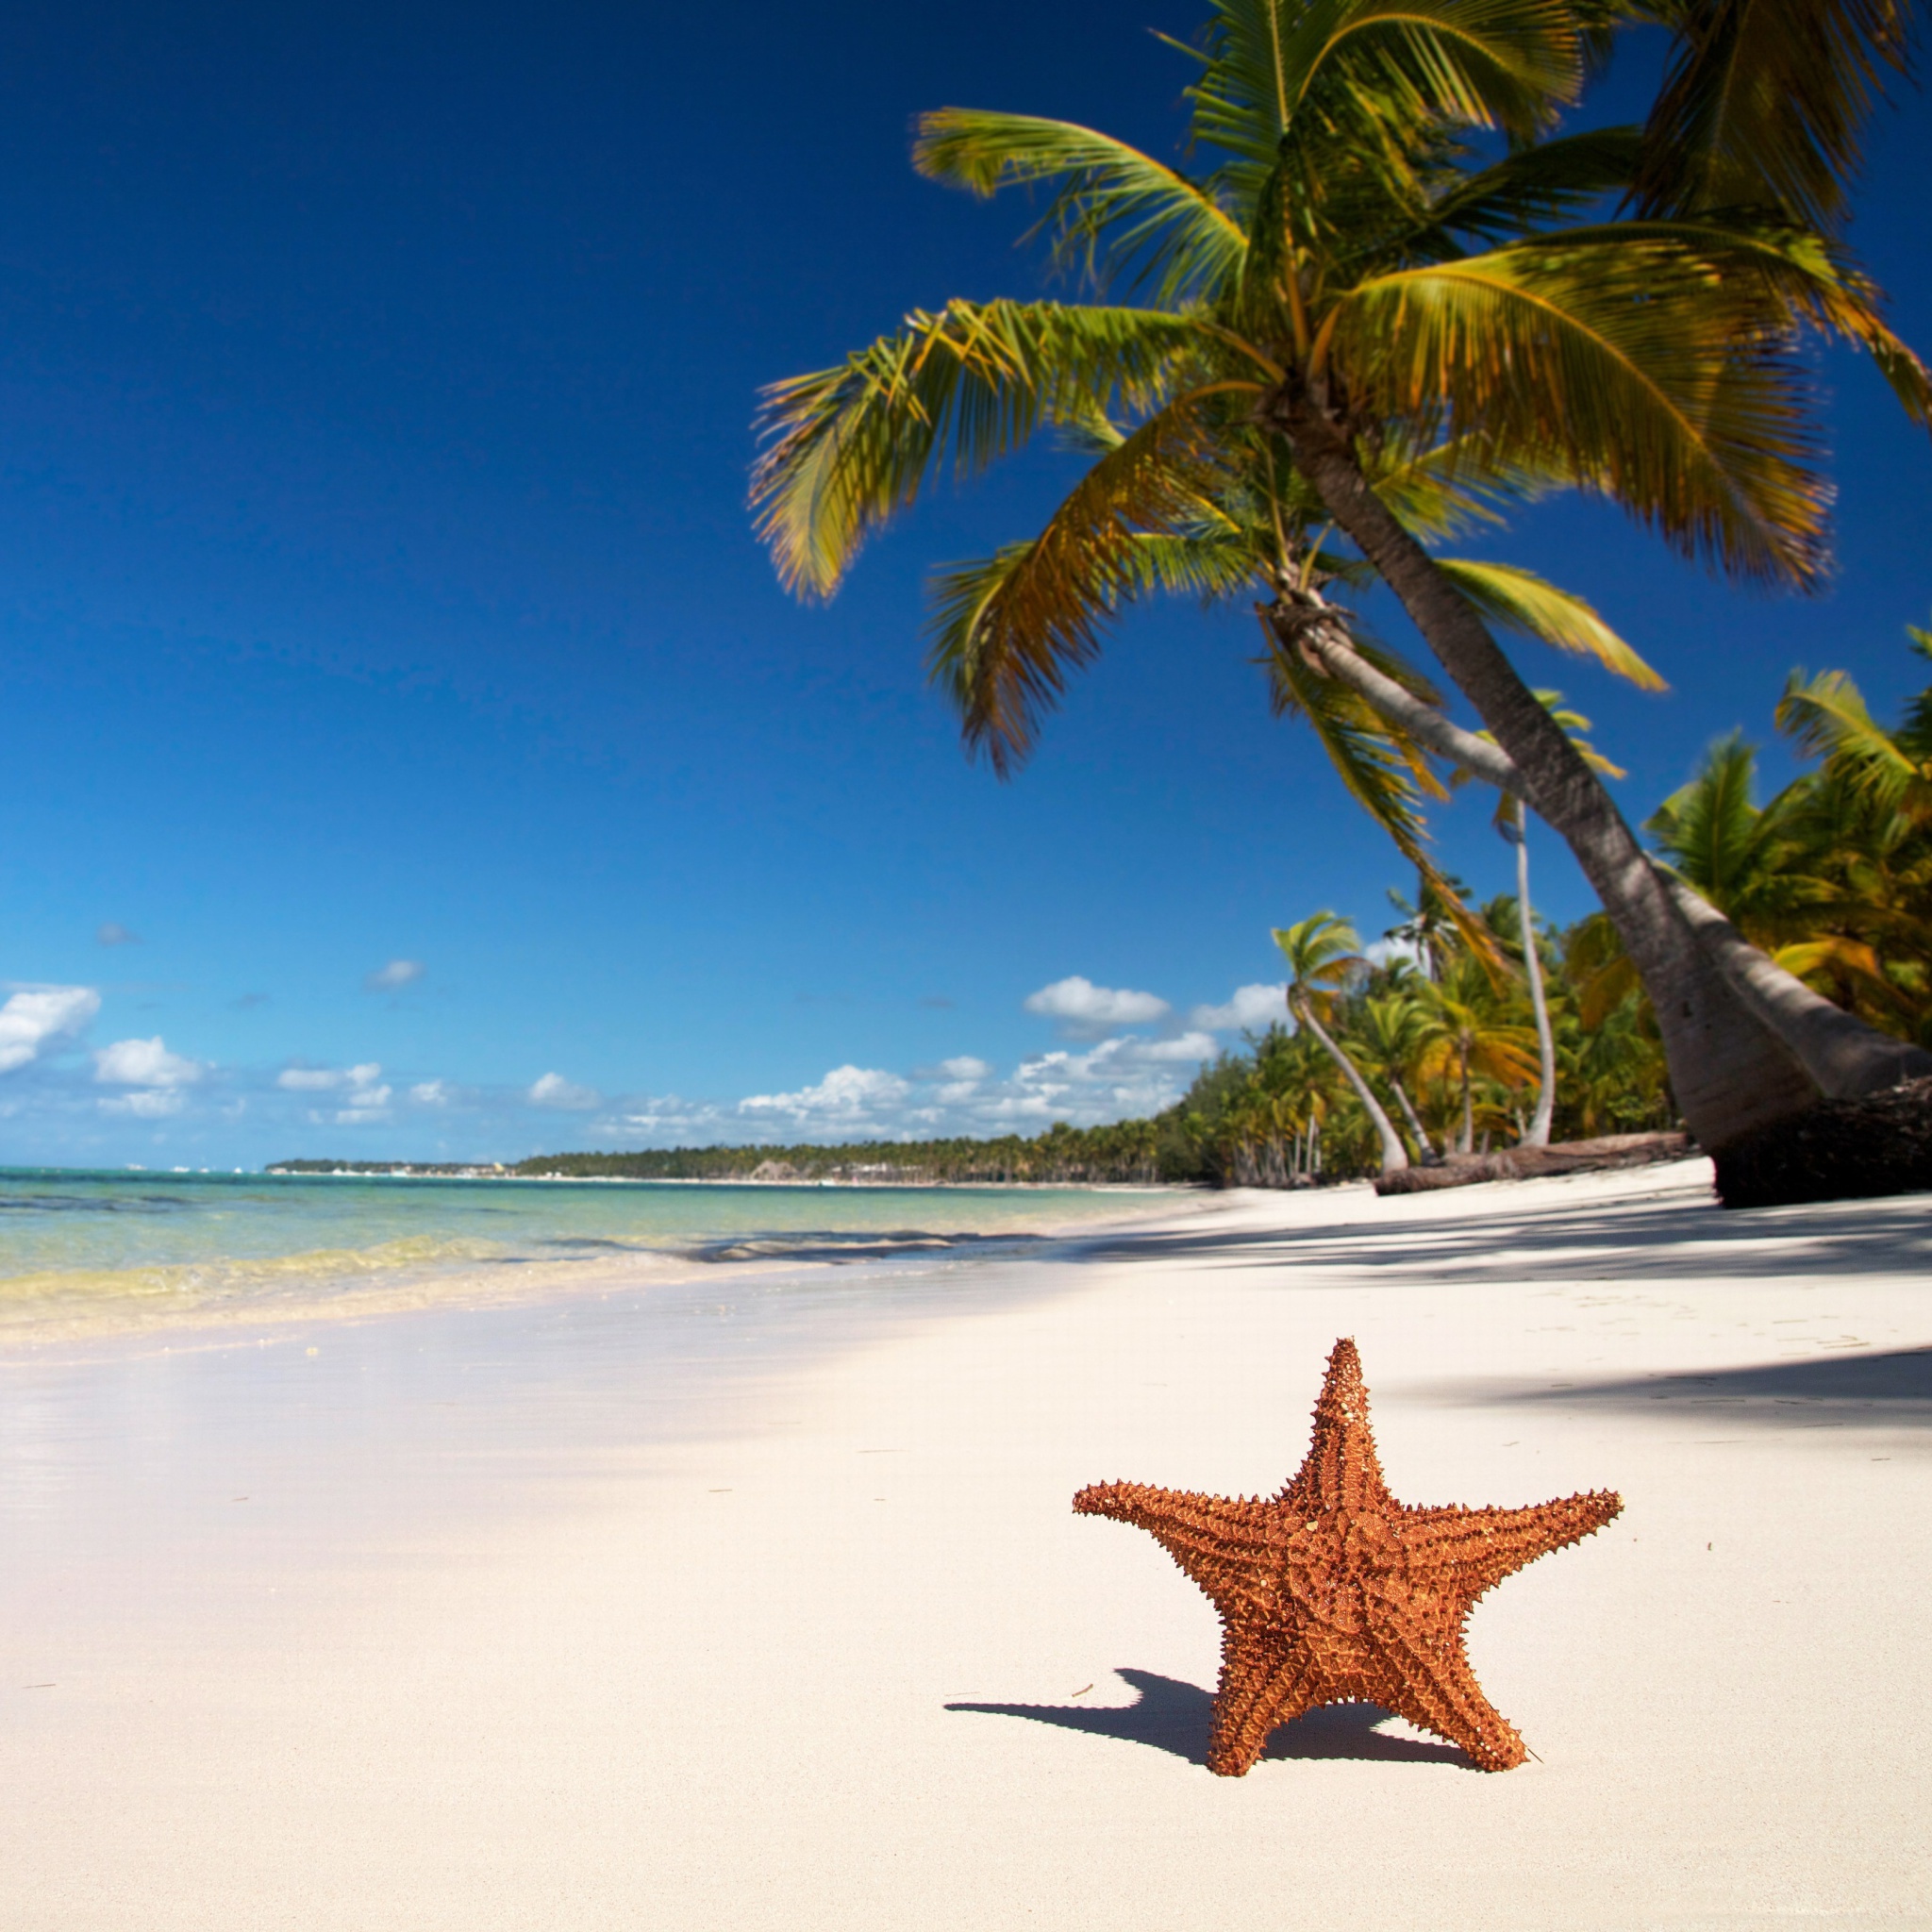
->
1388, 1074, 1435, 1161
1511, 800, 1558, 1147
1458, 1047, 1474, 1155
1278, 408, 1818, 1149
1291, 991, 1409, 1174
1662, 876, 1932, 1095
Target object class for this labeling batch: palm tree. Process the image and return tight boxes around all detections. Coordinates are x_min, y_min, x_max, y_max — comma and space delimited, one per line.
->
1462, 691, 1621, 1146
1648, 633, 1932, 1053
1415, 953, 1542, 1155
754, 0, 1930, 1156
1499, 810, 1557, 1146
1271, 911, 1408, 1174
1352, 991, 1440, 1159
1382, 870, 1472, 985
1777, 620, 1932, 829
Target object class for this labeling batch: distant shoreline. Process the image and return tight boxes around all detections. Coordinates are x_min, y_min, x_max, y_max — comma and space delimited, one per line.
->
260, 1164, 1185, 1192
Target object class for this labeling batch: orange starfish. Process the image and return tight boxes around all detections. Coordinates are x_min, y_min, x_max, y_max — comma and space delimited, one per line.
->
1074, 1338, 1621, 1773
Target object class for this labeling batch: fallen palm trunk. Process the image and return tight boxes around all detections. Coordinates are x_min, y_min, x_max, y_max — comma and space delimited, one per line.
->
1374, 1132, 1692, 1195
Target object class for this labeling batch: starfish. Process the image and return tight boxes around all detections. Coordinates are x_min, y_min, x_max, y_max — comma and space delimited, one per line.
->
1074, 1338, 1621, 1773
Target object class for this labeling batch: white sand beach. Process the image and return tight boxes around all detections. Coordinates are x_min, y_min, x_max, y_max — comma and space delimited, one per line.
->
3, 1160, 1928, 1930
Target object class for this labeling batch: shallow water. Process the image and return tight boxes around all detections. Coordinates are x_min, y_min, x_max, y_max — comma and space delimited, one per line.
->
0, 1167, 1167, 1339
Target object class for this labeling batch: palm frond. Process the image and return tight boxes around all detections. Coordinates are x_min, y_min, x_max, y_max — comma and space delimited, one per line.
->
1646, 730, 1771, 903
1130, 530, 1270, 602
1776, 665, 1932, 820
1434, 558, 1665, 689
1617, 216, 1932, 426
1410, 124, 1642, 254
1194, 0, 1582, 161
752, 300, 1206, 597
1633, 0, 1918, 231
1261, 615, 1502, 972
1328, 231, 1836, 586
924, 400, 1229, 772
912, 110, 1248, 305
1366, 432, 1559, 537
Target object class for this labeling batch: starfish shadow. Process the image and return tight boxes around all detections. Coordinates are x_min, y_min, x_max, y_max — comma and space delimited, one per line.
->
946, 1669, 1472, 1769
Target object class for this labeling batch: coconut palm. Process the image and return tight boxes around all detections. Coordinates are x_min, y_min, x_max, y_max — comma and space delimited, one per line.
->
1777, 621, 1932, 829
1415, 953, 1542, 1154
753, 0, 1931, 1157
1382, 870, 1472, 984
1270, 911, 1409, 1173
1351, 990, 1441, 1159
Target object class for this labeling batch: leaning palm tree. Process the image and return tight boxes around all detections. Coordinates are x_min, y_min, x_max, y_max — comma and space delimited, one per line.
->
754, 0, 1931, 1159
1271, 911, 1408, 1174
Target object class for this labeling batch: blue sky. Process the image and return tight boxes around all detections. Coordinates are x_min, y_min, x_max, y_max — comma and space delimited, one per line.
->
3, 1, 1929, 1167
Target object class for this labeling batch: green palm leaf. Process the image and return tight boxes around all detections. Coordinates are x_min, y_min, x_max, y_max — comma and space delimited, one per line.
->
1633, 0, 1918, 231
751, 299, 1206, 596
1434, 558, 1664, 688
1776, 666, 1932, 822
924, 398, 1236, 770
1193, 0, 1581, 162
1326, 231, 1837, 583
912, 110, 1248, 304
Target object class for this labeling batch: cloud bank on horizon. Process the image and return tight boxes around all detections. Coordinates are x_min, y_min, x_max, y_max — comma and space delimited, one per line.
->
0, 969, 1291, 1159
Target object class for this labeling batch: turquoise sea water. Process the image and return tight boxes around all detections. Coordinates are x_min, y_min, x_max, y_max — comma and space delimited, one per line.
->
0, 1167, 1162, 1339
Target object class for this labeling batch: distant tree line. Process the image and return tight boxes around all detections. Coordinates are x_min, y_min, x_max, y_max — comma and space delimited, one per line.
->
513, 1118, 1166, 1185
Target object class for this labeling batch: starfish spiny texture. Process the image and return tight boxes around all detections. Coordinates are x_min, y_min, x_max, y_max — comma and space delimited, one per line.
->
1074, 1338, 1622, 1773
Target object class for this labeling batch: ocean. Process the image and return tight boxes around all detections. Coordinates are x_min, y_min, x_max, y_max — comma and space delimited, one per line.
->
0, 1167, 1169, 1343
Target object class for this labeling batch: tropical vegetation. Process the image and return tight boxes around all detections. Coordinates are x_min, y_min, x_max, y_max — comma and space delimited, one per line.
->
510, 1124, 1165, 1184
753, 0, 1931, 1165
1178, 619, 1932, 1181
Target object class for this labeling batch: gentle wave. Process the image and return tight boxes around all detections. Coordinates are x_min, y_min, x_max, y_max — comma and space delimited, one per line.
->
0, 1233, 514, 1321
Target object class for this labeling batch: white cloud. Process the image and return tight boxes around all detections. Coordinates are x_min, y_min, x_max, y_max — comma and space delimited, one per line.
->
1189, 983, 1289, 1032
612, 1097, 730, 1141
364, 958, 425, 992
93, 1036, 204, 1088
333, 1084, 392, 1124
528, 1072, 601, 1110
0, 986, 100, 1074
585, 1034, 1214, 1154
277, 1061, 383, 1093
1365, 937, 1424, 970
1133, 1030, 1221, 1062
1023, 975, 1171, 1038
96, 923, 140, 946
739, 1064, 912, 1123
99, 1088, 185, 1119
409, 1080, 452, 1106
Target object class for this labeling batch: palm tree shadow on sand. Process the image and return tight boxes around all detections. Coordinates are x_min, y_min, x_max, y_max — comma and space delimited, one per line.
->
946, 1669, 1472, 1769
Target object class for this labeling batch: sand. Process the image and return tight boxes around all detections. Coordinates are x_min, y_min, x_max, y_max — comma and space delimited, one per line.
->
2, 1159, 1928, 1929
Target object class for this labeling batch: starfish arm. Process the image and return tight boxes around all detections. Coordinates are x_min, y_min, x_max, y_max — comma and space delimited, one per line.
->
1368, 1624, 1527, 1772
1207, 1627, 1325, 1778
1074, 1482, 1281, 1613
1403, 1491, 1624, 1599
